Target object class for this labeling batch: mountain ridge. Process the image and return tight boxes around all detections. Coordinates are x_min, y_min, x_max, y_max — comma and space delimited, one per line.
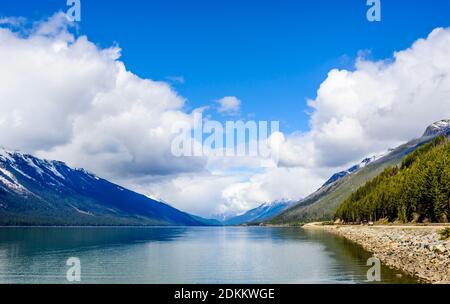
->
0, 148, 214, 226
223, 200, 294, 225
321, 154, 385, 188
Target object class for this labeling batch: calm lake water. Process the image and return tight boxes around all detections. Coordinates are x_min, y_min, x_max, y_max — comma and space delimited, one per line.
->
0, 227, 418, 284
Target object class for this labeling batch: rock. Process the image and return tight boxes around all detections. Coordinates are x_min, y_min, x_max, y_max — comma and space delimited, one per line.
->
435, 244, 447, 253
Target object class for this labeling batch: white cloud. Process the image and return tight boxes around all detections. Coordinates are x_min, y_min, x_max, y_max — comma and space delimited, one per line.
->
0, 13, 206, 179
220, 167, 324, 214
276, 27, 450, 169
216, 96, 241, 115
121, 166, 324, 218
136, 173, 241, 217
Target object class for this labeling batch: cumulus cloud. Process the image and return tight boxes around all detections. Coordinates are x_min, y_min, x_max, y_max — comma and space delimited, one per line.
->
0, 12, 206, 180
220, 167, 325, 214
276, 27, 450, 169
136, 173, 241, 217
216, 96, 241, 115
121, 166, 325, 218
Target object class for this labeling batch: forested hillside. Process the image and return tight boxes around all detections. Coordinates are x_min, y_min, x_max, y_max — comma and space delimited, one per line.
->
335, 136, 450, 223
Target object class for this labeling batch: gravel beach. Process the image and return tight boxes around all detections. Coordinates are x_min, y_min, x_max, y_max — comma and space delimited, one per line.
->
304, 223, 450, 283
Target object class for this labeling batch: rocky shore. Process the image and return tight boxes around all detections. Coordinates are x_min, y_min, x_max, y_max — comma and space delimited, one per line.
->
304, 224, 450, 283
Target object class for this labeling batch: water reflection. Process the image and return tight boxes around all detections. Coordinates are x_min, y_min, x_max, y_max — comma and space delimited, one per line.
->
0, 227, 189, 255
0, 227, 418, 284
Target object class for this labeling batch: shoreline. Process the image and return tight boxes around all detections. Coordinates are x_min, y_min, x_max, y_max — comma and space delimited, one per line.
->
304, 223, 450, 284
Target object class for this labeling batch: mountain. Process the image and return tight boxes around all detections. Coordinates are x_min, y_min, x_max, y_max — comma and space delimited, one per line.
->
223, 200, 293, 225
423, 119, 450, 137
321, 154, 384, 188
0, 149, 212, 226
269, 119, 450, 224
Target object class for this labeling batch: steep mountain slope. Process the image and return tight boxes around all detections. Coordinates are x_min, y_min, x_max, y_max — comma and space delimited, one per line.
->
336, 136, 450, 223
270, 120, 450, 224
223, 200, 293, 225
423, 119, 450, 137
0, 149, 210, 226
321, 154, 385, 188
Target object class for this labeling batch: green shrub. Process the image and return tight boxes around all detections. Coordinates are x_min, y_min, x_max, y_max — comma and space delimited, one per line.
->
439, 228, 450, 240
320, 221, 336, 226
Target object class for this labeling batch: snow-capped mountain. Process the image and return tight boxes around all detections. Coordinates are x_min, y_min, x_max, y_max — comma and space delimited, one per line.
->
321, 154, 385, 188
223, 200, 294, 225
0, 148, 213, 226
423, 119, 450, 137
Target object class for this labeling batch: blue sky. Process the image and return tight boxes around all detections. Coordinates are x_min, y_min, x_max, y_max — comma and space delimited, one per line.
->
2, 0, 449, 133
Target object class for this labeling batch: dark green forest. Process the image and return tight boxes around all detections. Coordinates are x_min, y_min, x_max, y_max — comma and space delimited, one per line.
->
335, 136, 450, 223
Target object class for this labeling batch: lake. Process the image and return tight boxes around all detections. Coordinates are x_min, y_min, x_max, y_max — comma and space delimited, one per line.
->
0, 227, 418, 284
